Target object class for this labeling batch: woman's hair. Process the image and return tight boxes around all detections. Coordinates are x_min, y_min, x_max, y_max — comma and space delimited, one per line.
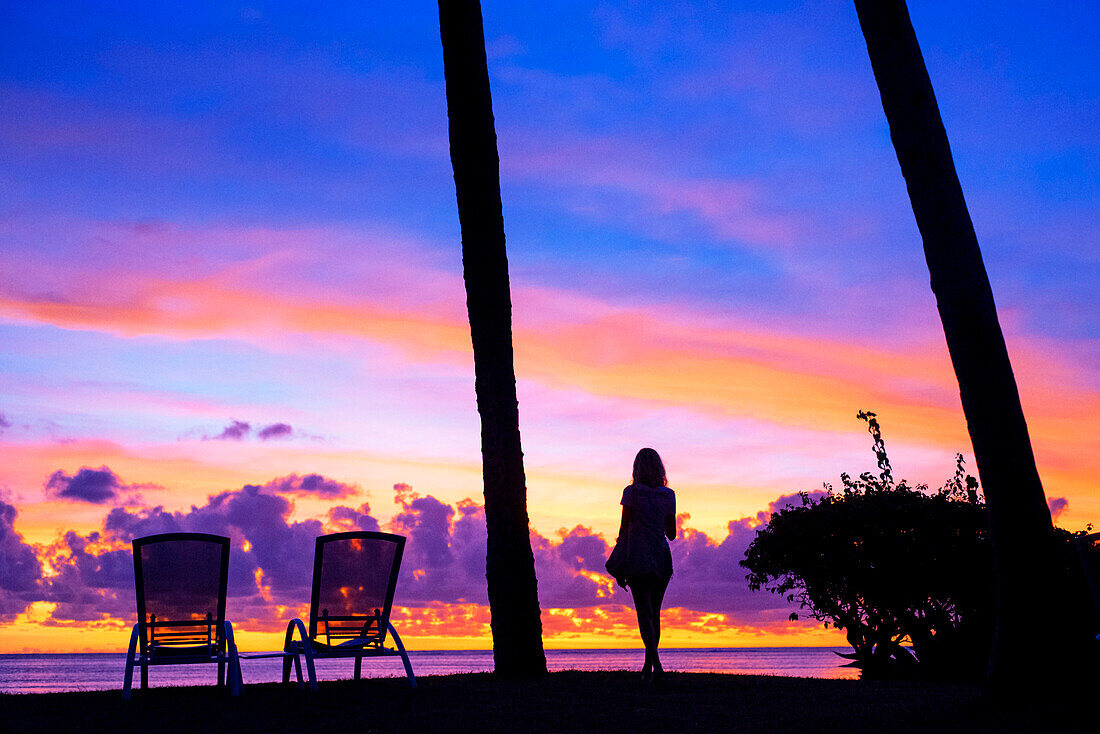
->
632, 447, 667, 488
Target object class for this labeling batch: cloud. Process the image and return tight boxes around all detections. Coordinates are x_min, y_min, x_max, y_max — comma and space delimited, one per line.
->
262, 473, 357, 499
39, 531, 134, 622
1048, 496, 1069, 522
327, 502, 381, 533
0, 500, 43, 619
45, 466, 124, 504
199, 420, 297, 442
101, 483, 325, 605
334, 483, 621, 610
387, 485, 487, 605
72, 473, 381, 627
0, 412, 10, 432
22, 478, 829, 639
501, 135, 803, 249
2, 217, 1095, 487
257, 422, 293, 440
532, 525, 621, 609
663, 490, 830, 625
206, 420, 251, 441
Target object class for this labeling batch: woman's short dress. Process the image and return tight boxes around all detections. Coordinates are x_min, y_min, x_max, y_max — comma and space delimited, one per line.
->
621, 483, 675, 583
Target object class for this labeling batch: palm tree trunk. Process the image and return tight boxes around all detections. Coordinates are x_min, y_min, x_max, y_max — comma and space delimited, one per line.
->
852, 0, 1066, 686
437, 0, 547, 677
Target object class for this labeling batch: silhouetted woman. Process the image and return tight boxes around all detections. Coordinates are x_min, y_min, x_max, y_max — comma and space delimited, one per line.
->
617, 447, 676, 681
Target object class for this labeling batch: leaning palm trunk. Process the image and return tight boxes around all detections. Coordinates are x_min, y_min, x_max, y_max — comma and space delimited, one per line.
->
437, 0, 547, 677
853, 0, 1068, 686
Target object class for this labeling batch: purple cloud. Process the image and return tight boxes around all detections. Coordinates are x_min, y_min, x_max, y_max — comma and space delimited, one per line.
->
199, 420, 298, 442
384, 486, 488, 606
384, 487, 623, 610
661, 490, 830, 624
1048, 496, 1069, 522
0, 500, 43, 619
257, 422, 293, 440
0, 412, 10, 432
206, 420, 251, 441
45, 466, 124, 504
90, 473, 377, 623
103, 483, 324, 603
262, 473, 356, 499
24, 478, 825, 634
328, 503, 381, 532
533, 526, 622, 609
41, 531, 134, 622
391, 484, 457, 570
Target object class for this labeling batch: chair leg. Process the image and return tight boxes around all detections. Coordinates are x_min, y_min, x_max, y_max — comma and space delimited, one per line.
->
399, 650, 416, 689
387, 622, 417, 689
304, 649, 317, 691
141, 663, 148, 690
282, 655, 292, 684
219, 660, 226, 687
223, 621, 243, 696
122, 624, 139, 701
293, 653, 304, 688
354, 656, 362, 680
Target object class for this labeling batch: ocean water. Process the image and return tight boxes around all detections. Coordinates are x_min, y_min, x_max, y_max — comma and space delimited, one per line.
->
0, 648, 856, 694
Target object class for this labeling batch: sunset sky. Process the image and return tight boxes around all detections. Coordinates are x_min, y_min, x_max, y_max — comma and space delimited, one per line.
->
1, 1, 1096, 653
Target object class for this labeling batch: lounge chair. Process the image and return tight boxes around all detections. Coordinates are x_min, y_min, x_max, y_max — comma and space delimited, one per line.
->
283, 531, 416, 689
123, 532, 243, 699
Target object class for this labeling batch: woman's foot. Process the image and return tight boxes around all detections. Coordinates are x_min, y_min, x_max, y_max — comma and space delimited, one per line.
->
651, 661, 664, 683
641, 660, 653, 682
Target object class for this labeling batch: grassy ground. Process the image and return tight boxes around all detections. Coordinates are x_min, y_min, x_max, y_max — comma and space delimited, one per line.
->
2, 671, 1086, 733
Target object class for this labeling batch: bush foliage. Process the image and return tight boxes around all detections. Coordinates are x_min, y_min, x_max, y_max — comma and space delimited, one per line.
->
742, 412, 1099, 680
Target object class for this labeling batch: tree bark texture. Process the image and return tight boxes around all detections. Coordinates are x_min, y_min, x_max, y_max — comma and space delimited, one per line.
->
853, 0, 1066, 686
437, 0, 547, 677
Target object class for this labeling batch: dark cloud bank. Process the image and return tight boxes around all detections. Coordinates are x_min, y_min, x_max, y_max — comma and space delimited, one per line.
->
5, 469, 814, 633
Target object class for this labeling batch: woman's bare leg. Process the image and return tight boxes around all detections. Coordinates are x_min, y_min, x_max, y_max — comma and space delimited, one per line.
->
631, 582, 659, 679
649, 576, 670, 676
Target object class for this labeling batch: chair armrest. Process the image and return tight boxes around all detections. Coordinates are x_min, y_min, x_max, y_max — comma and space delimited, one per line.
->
284, 618, 310, 651
283, 618, 317, 691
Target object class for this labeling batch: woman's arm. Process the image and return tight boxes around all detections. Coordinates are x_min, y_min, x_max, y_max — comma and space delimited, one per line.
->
665, 512, 676, 541
618, 505, 632, 542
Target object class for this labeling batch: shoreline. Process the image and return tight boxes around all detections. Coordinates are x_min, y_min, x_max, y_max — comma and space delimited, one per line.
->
0, 647, 859, 694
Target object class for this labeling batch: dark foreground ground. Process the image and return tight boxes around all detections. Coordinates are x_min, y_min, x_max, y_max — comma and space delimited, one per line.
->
2, 671, 1088, 733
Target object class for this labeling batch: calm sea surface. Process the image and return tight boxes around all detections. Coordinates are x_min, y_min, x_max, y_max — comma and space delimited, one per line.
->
0, 648, 855, 694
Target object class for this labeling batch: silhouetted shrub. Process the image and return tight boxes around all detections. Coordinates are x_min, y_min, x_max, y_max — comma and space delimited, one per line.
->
742, 412, 1098, 681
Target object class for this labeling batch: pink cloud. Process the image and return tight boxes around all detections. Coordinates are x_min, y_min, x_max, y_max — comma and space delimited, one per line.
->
1, 217, 1096, 472
1, 215, 1096, 502
501, 135, 804, 248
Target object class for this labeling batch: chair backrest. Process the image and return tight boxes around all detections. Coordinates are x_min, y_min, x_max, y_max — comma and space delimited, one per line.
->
308, 531, 406, 647
133, 533, 230, 653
